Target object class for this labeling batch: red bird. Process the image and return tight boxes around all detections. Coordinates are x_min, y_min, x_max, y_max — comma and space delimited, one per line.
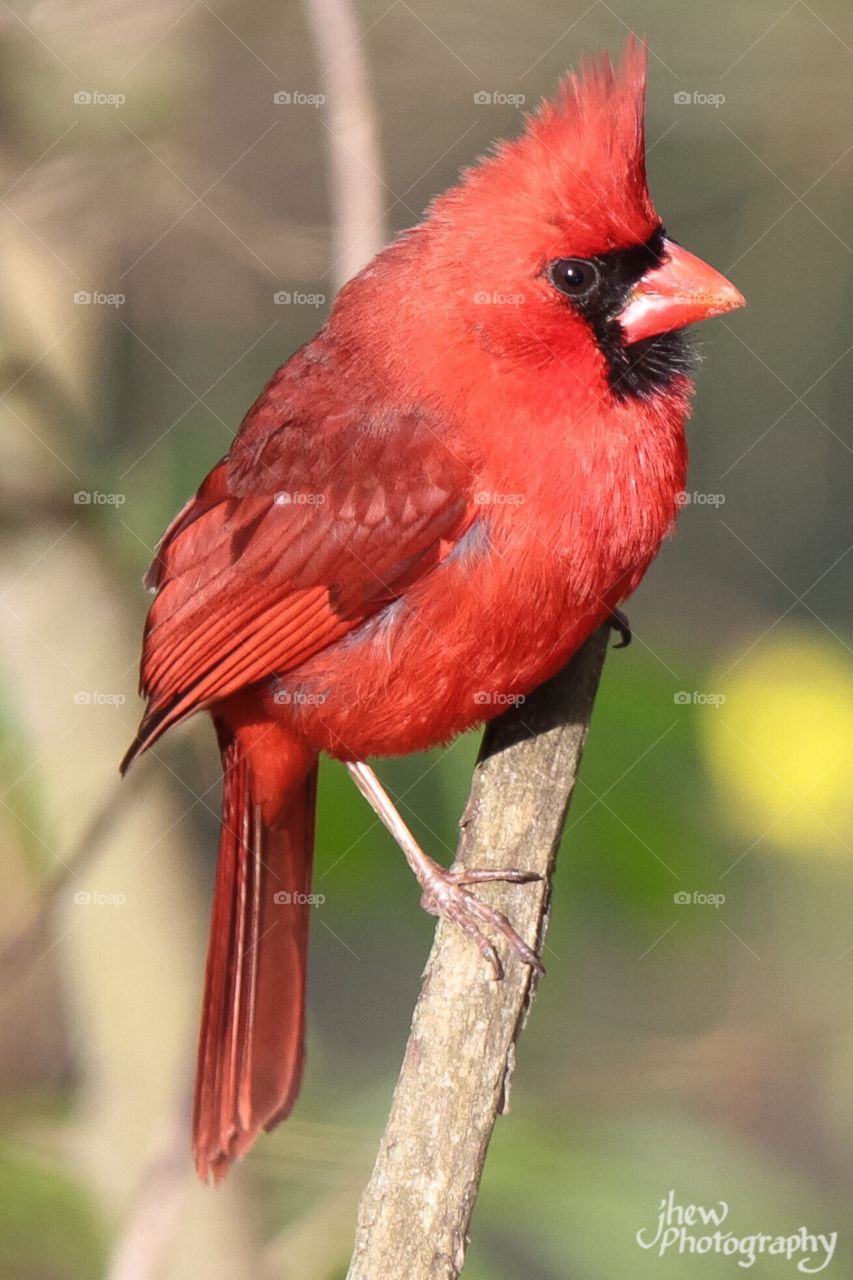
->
123, 40, 744, 1181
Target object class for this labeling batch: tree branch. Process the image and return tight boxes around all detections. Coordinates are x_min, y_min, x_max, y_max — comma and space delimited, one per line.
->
0, 767, 147, 972
303, 0, 386, 289
346, 626, 610, 1280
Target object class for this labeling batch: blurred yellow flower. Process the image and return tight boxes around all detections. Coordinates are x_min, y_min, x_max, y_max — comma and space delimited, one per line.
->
701, 630, 853, 855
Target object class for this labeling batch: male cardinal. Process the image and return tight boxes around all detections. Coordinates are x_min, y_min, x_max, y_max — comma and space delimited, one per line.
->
123, 40, 744, 1181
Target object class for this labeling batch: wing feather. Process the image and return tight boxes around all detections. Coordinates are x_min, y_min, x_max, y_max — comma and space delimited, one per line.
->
123, 400, 475, 768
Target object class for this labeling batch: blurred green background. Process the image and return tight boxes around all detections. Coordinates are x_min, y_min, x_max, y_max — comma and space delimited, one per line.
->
1, 0, 852, 1276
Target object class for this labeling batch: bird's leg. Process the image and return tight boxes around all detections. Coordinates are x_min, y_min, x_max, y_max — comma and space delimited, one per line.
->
345, 761, 544, 980
606, 607, 632, 648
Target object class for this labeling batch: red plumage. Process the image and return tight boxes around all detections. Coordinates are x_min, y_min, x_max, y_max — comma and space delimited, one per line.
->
123, 39, 743, 1180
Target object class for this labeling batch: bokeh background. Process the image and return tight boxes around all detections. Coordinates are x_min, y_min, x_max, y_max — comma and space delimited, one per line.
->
1, 0, 852, 1276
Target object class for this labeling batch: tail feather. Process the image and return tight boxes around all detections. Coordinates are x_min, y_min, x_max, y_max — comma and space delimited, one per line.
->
193, 727, 317, 1182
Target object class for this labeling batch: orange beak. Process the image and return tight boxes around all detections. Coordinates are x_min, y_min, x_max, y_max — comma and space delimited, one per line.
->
619, 240, 745, 345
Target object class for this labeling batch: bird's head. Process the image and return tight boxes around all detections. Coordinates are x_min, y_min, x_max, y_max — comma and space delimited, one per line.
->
382, 38, 744, 407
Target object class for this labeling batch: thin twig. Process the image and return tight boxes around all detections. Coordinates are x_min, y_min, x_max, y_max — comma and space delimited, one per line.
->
0, 765, 147, 972
346, 627, 610, 1280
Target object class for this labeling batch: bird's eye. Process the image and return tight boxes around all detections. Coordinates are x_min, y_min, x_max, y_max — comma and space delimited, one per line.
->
548, 258, 599, 299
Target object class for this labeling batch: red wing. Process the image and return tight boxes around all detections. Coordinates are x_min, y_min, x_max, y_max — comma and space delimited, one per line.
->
123, 402, 475, 766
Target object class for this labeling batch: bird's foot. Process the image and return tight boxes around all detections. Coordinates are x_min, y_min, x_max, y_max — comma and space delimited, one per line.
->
418, 862, 544, 981
344, 761, 543, 981
607, 607, 632, 648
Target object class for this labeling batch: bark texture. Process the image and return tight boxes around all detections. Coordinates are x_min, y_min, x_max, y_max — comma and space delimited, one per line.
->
346, 626, 610, 1280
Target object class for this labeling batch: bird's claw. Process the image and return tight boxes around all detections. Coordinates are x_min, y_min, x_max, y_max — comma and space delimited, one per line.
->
419, 864, 544, 980
607, 607, 632, 648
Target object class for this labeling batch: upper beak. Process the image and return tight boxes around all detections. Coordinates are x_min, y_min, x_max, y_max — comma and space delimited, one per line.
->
619, 240, 745, 345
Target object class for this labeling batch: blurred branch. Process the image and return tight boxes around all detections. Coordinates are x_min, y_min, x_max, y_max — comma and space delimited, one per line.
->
303, 0, 387, 287
0, 768, 146, 973
107, 1097, 192, 1280
346, 627, 610, 1280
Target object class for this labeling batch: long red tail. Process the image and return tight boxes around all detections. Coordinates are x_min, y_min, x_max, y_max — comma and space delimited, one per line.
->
193, 725, 317, 1183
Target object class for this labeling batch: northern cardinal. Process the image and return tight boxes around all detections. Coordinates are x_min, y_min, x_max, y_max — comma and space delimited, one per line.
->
123, 39, 744, 1181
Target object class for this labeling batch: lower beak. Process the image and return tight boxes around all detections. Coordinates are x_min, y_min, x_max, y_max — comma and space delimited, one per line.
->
619, 240, 745, 345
